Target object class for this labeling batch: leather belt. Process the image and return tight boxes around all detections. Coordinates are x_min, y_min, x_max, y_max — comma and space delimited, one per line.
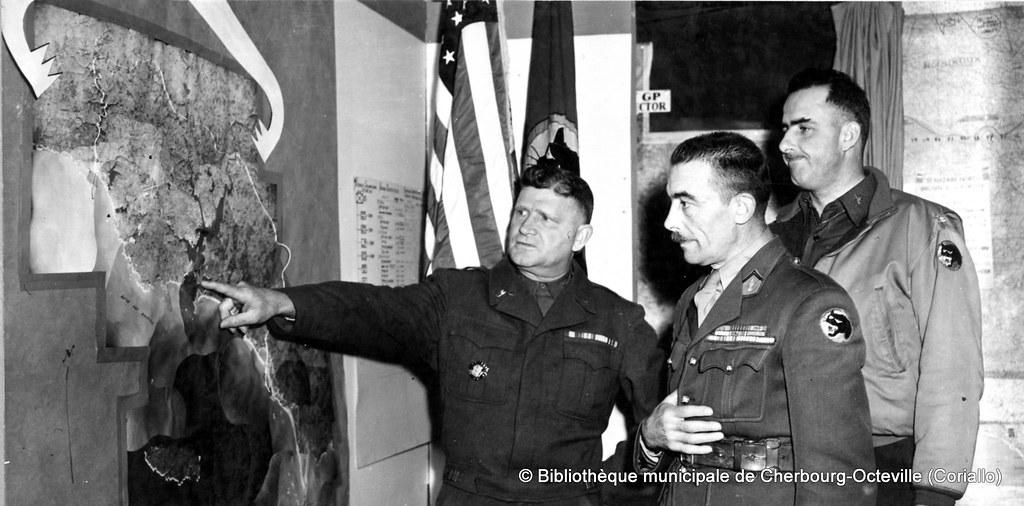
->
683, 437, 794, 472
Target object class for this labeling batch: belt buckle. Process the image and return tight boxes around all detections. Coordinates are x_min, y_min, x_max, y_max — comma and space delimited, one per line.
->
736, 440, 768, 471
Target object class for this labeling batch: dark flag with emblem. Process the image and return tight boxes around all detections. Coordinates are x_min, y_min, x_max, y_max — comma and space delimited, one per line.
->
521, 1, 578, 173
426, 0, 519, 272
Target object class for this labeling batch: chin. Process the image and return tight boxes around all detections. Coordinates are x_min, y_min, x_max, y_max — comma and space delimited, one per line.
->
508, 251, 531, 266
682, 250, 706, 266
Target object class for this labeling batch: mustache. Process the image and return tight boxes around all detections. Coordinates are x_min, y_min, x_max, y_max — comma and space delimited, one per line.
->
670, 232, 684, 243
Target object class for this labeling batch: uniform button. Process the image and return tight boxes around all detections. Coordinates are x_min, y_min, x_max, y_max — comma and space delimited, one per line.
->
725, 364, 734, 372
689, 357, 697, 366
792, 257, 801, 265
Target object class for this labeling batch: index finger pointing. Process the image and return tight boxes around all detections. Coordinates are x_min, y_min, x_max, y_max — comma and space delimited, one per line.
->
200, 280, 239, 298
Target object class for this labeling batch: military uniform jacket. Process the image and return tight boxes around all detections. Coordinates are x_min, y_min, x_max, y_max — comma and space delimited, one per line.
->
660, 238, 875, 505
772, 167, 984, 500
267, 258, 663, 504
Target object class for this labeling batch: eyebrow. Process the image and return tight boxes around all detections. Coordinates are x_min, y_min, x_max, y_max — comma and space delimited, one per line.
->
669, 190, 694, 200
782, 117, 812, 129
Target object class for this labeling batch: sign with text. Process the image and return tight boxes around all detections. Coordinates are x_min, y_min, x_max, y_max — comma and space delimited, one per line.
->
637, 89, 671, 113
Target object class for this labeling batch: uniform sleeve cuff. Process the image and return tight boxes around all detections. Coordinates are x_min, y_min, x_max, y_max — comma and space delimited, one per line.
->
265, 315, 295, 336
637, 432, 663, 467
914, 487, 958, 506
265, 287, 306, 337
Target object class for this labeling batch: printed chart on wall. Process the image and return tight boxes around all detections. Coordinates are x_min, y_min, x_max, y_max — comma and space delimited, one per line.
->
904, 6, 1024, 371
354, 177, 422, 287
352, 177, 431, 466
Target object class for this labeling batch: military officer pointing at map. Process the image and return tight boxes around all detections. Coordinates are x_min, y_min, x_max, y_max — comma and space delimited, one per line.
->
201, 162, 664, 505
635, 132, 875, 505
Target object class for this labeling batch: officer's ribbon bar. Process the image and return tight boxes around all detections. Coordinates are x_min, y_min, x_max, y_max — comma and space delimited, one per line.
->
708, 325, 776, 344
566, 330, 619, 348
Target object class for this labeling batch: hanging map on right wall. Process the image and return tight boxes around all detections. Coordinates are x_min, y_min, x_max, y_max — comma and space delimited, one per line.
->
904, 5, 1024, 501
904, 5, 1024, 375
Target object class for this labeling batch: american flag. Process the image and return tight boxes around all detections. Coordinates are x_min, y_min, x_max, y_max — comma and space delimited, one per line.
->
425, 0, 518, 272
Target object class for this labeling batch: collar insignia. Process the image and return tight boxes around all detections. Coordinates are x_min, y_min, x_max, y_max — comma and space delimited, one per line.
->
742, 272, 764, 295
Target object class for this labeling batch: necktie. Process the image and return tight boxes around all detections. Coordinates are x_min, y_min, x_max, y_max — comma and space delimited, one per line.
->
693, 270, 723, 326
536, 282, 555, 316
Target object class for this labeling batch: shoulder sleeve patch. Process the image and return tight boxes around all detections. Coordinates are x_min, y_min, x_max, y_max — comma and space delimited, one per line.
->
820, 308, 852, 343
937, 240, 962, 271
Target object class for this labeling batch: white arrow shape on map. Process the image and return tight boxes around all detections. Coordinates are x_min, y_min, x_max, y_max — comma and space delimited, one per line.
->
189, 0, 284, 163
1, 0, 60, 98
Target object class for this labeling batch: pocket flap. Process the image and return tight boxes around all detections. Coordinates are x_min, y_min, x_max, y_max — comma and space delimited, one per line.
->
449, 324, 517, 351
698, 347, 770, 373
562, 340, 615, 370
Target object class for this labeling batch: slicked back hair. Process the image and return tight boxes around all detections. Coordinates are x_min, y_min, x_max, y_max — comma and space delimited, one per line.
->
670, 131, 770, 213
787, 68, 871, 146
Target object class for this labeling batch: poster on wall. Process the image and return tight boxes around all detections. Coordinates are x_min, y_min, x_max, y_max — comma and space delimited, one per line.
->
903, 6, 1024, 373
351, 177, 431, 466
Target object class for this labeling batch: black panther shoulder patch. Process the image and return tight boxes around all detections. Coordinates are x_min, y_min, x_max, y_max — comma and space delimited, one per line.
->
820, 308, 852, 343
937, 241, 962, 271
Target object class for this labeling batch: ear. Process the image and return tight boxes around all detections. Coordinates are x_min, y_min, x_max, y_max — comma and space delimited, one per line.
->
730, 192, 758, 225
839, 121, 861, 152
571, 224, 593, 252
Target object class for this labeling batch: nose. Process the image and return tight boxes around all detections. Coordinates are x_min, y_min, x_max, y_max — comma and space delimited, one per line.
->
779, 130, 795, 155
663, 202, 680, 232
518, 211, 538, 234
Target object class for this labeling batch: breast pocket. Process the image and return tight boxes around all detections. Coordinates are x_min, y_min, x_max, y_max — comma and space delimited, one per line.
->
442, 328, 517, 405
696, 346, 771, 422
556, 339, 620, 423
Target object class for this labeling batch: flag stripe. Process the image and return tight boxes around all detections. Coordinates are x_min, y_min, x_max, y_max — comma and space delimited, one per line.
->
439, 131, 481, 268
432, 86, 453, 164
424, 178, 455, 270
426, 0, 518, 272
489, 19, 520, 193
450, 47, 503, 267
462, 22, 513, 260
425, 88, 450, 270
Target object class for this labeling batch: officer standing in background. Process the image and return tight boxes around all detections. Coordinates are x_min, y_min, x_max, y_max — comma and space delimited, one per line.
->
772, 68, 983, 505
202, 163, 664, 505
635, 131, 875, 505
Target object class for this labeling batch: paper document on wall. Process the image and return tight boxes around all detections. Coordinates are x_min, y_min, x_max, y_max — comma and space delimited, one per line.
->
352, 177, 430, 467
